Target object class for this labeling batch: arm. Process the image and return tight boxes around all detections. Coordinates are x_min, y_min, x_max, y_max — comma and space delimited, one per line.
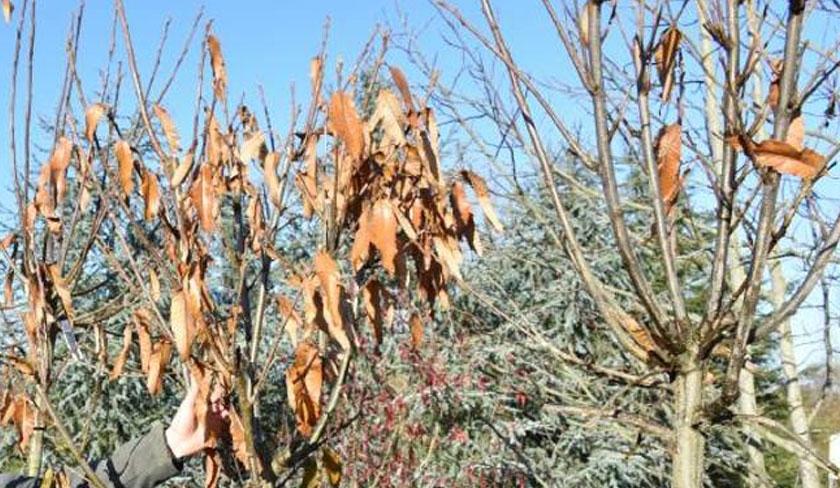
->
0, 426, 179, 488
0, 380, 217, 488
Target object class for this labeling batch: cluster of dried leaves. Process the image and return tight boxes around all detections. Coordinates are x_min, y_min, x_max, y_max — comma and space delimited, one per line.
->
649, 27, 826, 223
282, 60, 502, 453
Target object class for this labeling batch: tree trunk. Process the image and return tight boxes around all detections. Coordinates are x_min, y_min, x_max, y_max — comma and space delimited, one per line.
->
729, 233, 769, 486
26, 400, 43, 477
738, 366, 770, 487
672, 359, 704, 488
772, 263, 820, 488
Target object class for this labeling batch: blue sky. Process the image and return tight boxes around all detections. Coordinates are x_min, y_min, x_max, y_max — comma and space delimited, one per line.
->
0, 1, 836, 370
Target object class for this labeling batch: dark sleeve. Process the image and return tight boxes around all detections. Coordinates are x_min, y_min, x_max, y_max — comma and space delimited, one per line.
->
0, 422, 182, 488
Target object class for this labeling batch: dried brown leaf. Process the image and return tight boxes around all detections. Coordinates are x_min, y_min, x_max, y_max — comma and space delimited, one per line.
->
786, 114, 804, 151
314, 251, 350, 350
264, 151, 282, 208
655, 123, 682, 215
109, 325, 133, 381
654, 27, 682, 102
368, 89, 406, 148
142, 170, 161, 221
85, 103, 108, 142
351, 207, 372, 271
410, 312, 423, 349
190, 164, 218, 232
277, 295, 302, 346
171, 290, 195, 361
285, 341, 322, 437
134, 309, 153, 374
240, 131, 266, 163
171, 150, 195, 187
752, 139, 826, 179
149, 268, 161, 302
207, 35, 227, 100
461, 170, 503, 232
369, 200, 399, 275
451, 181, 481, 255
389, 66, 414, 112
153, 104, 181, 154
362, 279, 385, 346
328, 91, 365, 162
146, 340, 172, 396
115, 140, 134, 195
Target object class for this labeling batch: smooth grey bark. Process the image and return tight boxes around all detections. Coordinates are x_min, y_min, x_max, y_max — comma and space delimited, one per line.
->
772, 262, 821, 488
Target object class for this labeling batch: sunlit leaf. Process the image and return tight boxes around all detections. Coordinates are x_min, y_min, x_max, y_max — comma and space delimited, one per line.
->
207, 34, 227, 100
460, 170, 503, 232
240, 131, 266, 163
142, 170, 161, 221
314, 251, 350, 350
115, 140, 134, 195
786, 114, 804, 151
134, 309, 153, 374
109, 325, 133, 381
170, 290, 195, 361
171, 150, 194, 187
654, 27, 681, 102
85, 103, 108, 142
369, 200, 398, 275
285, 341, 322, 437
752, 140, 825, 179
190, 164, 218, 231
264, 151, 283, 208
146, 339, 172, 396
410, 312, 423, 349
328, 91, 365, 162
153, 104, 181, 154
654, 123, 682, 216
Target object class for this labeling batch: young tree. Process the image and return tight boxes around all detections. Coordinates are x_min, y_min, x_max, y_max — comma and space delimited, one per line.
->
0, 2, 500, 486
429, 0, 840, 486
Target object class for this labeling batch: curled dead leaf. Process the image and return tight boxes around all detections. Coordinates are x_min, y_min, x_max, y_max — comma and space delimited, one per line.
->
133, 309, 153, 374
461, 170, 503, 232
285, 341, 322, 437
654, 27, 682, 102
109, 325, 133, 381
85, 103, 108, 142
190, 164, 218, 232
409, 312, 423, 349
115, 140, 135, 196
264, 151, 283, 208
328, 91, 365, 162
207, 35, 227, 100
171, 290, 195, 361
142, 170, 161, 221
171, 150, 195, 187
654, 123, 682, 215
786, 114, 804, 151
369, 200, 399, 275
753, 140, 825, 179
146, 339, 172, 396
240, 131, 266, 163
314, 251, 351, 350
153, 104, 181, 154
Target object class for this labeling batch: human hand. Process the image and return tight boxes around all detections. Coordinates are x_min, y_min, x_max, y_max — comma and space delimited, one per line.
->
164, 378, 229, 459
